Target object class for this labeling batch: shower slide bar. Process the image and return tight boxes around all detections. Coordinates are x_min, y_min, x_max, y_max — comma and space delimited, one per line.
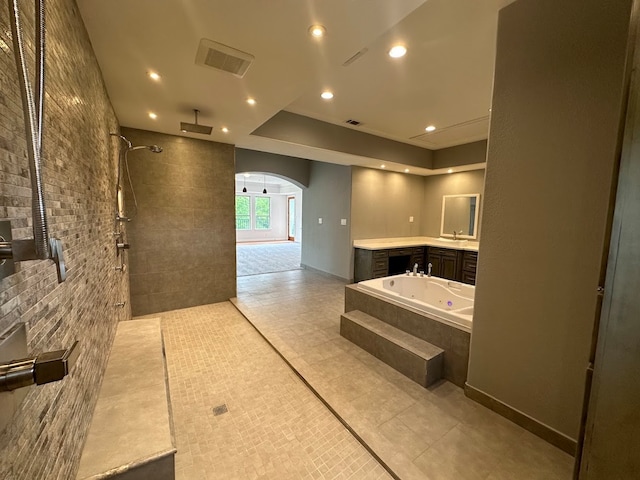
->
0, 0, 66, 283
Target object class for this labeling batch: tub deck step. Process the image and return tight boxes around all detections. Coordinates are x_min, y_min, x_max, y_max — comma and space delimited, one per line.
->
340, 310, 443, 387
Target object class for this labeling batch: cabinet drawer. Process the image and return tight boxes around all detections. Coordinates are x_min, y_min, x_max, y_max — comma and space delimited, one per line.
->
372, 269, 388, 279
462, 251, 478, 272
389, 248, 414, 257
373, 259, 389, 271
429, 247, 458, 258
373, 250, 389, 259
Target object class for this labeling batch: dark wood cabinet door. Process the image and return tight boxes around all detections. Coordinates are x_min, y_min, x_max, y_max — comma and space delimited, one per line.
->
441, 256, 459, 281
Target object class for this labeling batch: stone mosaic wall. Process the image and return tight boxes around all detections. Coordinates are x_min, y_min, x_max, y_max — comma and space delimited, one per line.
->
0, 0, 125, 478
121, 128, 237, 316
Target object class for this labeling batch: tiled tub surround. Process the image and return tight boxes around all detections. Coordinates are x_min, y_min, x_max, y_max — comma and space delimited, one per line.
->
344, 283, 471, 387
0, 1, 126, 478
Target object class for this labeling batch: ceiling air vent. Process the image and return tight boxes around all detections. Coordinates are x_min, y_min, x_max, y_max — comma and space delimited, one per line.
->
195, 39, 254, 78
345, 119, 362, 126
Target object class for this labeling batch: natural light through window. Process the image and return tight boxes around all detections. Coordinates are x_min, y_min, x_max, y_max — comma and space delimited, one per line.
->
255, 197, 271, 230
235, 195, 250, 230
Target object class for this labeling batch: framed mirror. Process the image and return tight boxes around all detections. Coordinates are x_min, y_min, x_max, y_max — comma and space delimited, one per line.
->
440, 193, 480, 240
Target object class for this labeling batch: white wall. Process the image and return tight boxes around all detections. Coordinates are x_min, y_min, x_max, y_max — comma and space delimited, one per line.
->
235, 179, 302, 243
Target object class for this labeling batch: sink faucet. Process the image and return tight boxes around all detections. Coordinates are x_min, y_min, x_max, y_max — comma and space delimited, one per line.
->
427, 263, 433, 277
413, 263, 418, 276
452, 230, 463, 240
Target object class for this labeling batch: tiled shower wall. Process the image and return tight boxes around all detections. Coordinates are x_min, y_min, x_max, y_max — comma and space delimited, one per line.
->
121, 128, 237, 316
0, 1, 125, 478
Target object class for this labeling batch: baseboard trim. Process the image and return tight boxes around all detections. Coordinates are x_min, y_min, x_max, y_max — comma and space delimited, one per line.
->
464, 383, 577, 456
300, 264, 351, 283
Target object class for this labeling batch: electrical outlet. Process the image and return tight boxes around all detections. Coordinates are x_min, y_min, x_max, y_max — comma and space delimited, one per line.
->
341, 219, 347, 226
318, 218, 323, 224
409, 216, 414, 223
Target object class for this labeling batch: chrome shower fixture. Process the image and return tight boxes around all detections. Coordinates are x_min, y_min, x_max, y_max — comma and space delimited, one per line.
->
129, 144, 163, 153
180, 109, 213, 135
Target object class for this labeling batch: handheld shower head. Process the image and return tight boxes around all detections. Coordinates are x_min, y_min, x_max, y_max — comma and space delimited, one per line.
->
128, 144, 163, 153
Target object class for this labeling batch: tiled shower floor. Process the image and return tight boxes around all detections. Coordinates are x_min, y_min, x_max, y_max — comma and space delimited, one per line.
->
158, 302, 390, 479
146, 268, 574, 479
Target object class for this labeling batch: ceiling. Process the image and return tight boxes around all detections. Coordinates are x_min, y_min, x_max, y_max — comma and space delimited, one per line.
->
77, 0, 514, 172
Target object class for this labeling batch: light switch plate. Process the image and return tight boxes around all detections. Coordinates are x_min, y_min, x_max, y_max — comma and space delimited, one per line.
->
409, 216, 414, 223
318, 218, 323, 224
341, 219, 347, 226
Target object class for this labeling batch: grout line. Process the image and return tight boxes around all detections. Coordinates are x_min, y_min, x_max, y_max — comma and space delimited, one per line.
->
229, 298, 401, 480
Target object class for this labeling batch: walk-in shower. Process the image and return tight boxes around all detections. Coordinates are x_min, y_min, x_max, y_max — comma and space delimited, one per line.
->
110, 134, 162, 223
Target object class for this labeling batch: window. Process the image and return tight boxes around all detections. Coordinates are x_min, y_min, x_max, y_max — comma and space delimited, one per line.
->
235, 195, 250, 230
254, 196, 271, 230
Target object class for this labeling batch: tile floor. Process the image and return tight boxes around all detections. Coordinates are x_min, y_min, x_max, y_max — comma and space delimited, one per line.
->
233, 269, 575, 480
158, 301, 391, 479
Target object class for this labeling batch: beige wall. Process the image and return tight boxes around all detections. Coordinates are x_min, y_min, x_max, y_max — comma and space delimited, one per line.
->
301, 162, 352, 280
468, 0, 633, 442
422, 170, 485, 238
0, 1, 124, 477
123, 128, 236, 316
351, 167, 425, 240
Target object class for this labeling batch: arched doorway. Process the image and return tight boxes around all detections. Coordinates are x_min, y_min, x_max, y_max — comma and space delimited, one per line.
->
235, 173, 303, 276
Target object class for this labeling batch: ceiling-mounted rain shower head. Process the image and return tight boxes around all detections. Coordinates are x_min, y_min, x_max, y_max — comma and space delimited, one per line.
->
180, 109, 213, 135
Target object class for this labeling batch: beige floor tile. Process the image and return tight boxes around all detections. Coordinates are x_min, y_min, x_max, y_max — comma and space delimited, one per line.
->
155, 302, 391, 480
236, 269, 574, 480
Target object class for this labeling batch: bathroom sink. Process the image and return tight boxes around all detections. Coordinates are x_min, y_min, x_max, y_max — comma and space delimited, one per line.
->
437, 238, 468, 244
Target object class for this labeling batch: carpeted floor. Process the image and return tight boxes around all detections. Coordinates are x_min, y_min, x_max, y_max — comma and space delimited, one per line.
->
236, 241, 302, 277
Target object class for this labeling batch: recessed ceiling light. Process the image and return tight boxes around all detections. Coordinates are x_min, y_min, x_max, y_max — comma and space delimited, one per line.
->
148, 71, 161, 81
221, 127, 229, 133
447, 169, 454, 174
309, 25, 326, 38
321, 91, 334, 100
380, 164, 386, 169
404, 168, 410, 173
148, 112, 157, 119
388, 45, 407, 58
425, 125, 436, 132
247, 98, 256, 105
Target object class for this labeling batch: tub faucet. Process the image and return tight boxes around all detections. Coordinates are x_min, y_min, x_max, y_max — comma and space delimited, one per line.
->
427, 263, 433, 277
413, 263, 418, 276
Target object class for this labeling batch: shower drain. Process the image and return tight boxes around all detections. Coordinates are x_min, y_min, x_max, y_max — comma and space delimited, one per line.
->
212, 404, 228, 416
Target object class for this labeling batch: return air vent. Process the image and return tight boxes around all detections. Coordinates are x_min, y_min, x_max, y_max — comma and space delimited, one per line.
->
345, 119, 362, 126
195, 38, 254, 78
342, 48, 368, 67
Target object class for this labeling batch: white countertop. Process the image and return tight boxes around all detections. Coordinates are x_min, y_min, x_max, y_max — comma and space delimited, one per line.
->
353, 236, 479, 252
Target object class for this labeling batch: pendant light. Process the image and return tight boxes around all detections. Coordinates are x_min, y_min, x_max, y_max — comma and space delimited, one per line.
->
242, 175, 247, 193
262, 175, 267, 194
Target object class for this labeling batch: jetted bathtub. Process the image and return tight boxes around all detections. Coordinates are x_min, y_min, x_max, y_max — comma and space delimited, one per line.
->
357, 273, 475, 332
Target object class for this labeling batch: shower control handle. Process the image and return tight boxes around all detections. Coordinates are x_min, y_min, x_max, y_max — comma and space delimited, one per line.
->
116, 242, 130, 250
0, 341, 79, 392
115, 263, 126, 272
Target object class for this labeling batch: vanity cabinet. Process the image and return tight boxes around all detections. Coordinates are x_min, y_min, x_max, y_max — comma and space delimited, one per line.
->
355, 245, 476, 284
460, 251, 478, 285
354, 247, 425, 282
427, 247, 461, 281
